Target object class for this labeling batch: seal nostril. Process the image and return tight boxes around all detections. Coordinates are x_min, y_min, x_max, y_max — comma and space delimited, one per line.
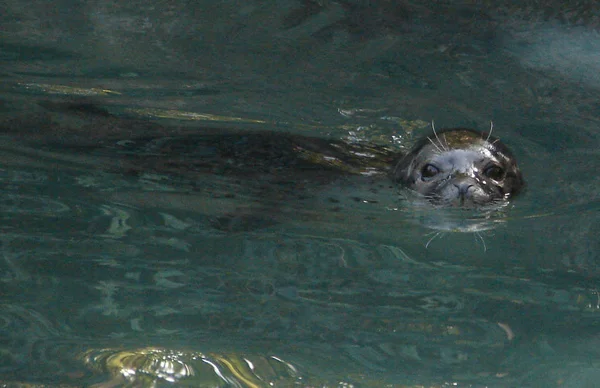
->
454, 183, 474, 196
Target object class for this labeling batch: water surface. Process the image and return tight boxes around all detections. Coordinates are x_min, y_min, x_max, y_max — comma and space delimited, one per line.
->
0, 1, 599, 387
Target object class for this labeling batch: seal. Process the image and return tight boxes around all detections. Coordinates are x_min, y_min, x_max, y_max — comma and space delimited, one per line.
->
108, 126, 523, 211
18, 103, 524, 210
393, 126, 524, 208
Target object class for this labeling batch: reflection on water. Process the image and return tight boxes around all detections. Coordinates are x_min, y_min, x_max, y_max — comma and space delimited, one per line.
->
1, 1, 600, 387
81, 348, 301, 387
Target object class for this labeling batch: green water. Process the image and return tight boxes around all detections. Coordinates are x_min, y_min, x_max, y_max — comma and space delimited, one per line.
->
0, 1, 599, 387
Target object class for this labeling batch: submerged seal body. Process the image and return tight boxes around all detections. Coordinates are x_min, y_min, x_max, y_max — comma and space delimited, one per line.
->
393, 128, 524, 208
113, 126, 524, 209
16, 103, 524, 210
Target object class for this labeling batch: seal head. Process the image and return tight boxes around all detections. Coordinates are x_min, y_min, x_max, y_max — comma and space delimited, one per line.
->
393, 128, 524, 208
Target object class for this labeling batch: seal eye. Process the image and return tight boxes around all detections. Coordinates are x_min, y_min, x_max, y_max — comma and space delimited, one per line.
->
483, 165, 504, 180
421, 163, 440, 180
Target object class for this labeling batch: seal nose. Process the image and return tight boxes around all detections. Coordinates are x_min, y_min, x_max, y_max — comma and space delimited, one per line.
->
453, 179, 474, 198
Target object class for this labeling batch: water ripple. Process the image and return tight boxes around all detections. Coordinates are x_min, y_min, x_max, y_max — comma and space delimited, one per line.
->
80, 347, 303, 387
0, 193, 71, 214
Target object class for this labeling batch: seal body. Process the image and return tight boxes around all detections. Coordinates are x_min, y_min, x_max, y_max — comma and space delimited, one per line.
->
10, 102, 524, 210
393, 128, 524, 208
93, 126, 524, 209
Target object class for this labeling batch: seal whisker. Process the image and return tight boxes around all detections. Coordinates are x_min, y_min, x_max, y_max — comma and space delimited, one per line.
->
486, 121, 494, 142
474, 232, 487, 252
431, 121, 448, 151
425, 231, 444, 249
427, 137, 444, 153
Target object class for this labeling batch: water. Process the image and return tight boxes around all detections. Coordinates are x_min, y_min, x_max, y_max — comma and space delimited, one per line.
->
1, 1, 600, 387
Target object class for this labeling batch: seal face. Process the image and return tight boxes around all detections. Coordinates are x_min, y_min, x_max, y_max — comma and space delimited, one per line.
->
393, 128, 524, 208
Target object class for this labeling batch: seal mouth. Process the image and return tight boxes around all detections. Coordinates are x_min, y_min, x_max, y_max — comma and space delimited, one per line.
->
430, 193, 495, 209
401, 188, 491, 210
423, 177, 495, 208
433, 196, 479, 209
458, 194, 466, 207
